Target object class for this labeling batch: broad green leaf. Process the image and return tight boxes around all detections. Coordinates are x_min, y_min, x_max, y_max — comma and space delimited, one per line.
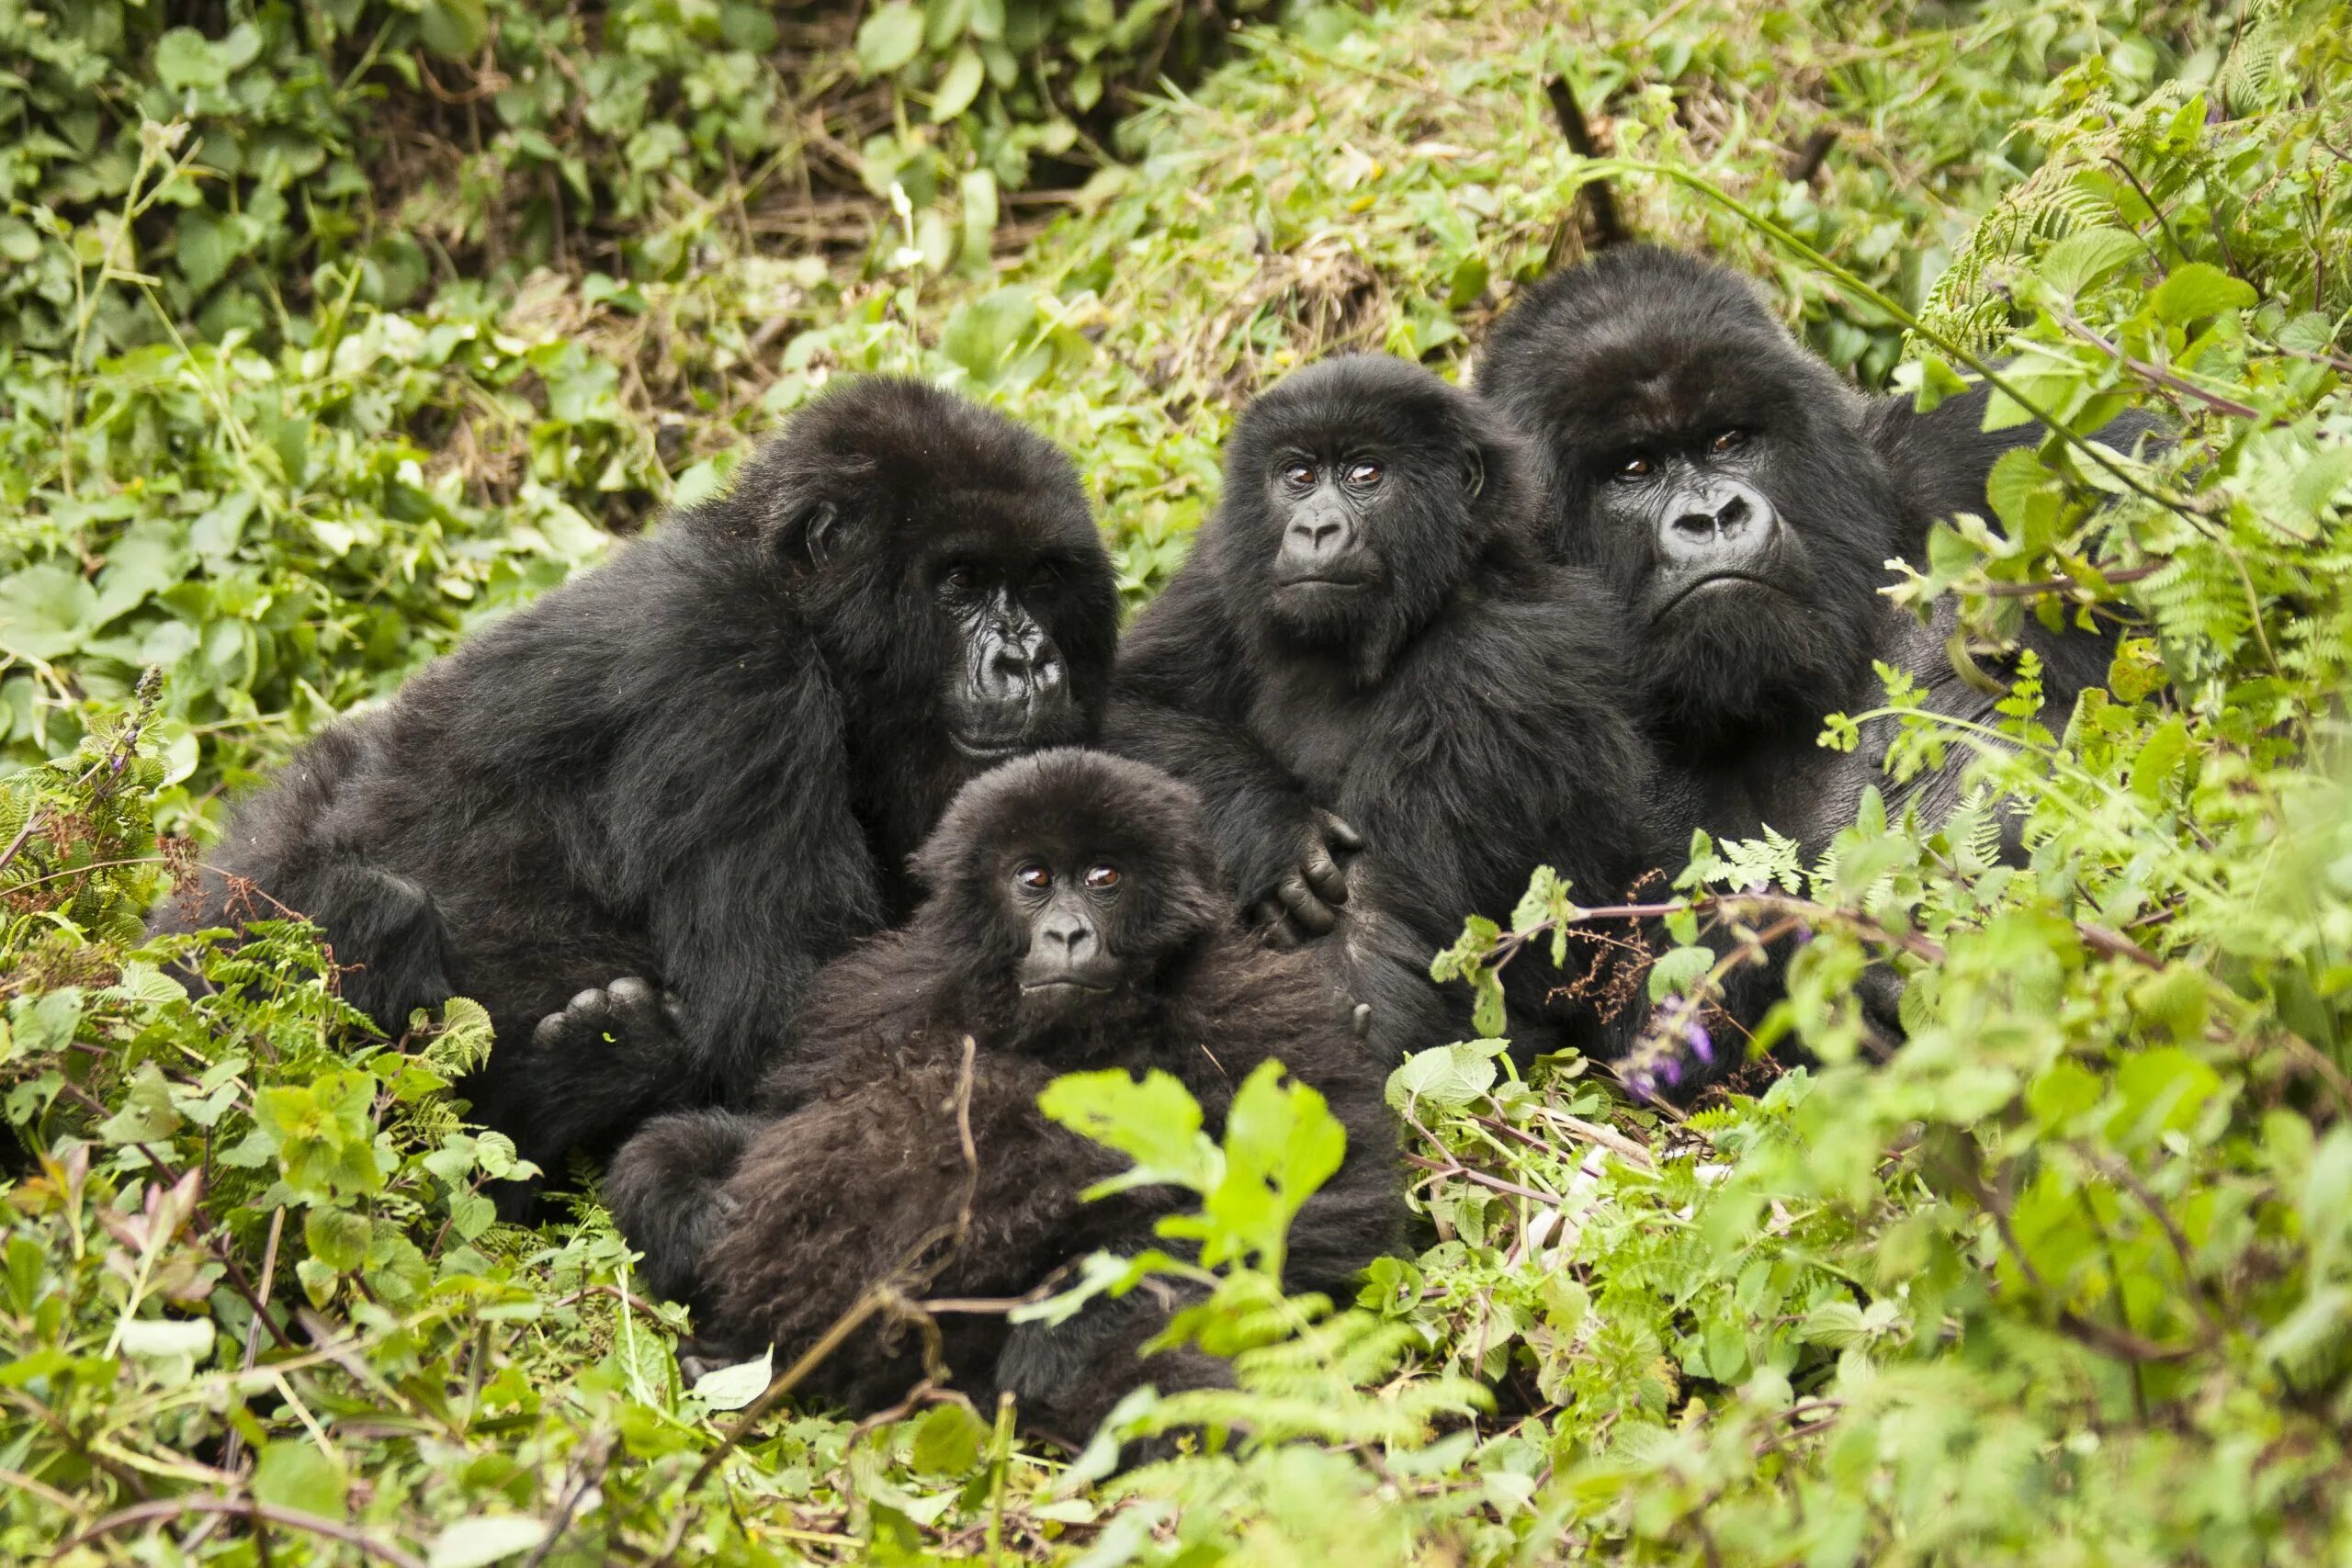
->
427, 1517, 548, 1568
2149, 262, 2256, 325
0, 564, 96, 660
933, 46, 987, 119
689, 1348, 773, 1410
154, 28, 230, 89
856, 3, 927, 75
2039, 227, 2143, 296
117, 1317, 217, 1359
419, 0, 490, 58
1038, 1067, 1217, 1194
910, 1400, 988, 1474
254, 1439, 346, 1518
1385, 1041, 1503, 1112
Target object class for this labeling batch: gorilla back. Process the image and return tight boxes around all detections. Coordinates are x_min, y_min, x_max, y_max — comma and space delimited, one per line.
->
158, 378, 1120, 1188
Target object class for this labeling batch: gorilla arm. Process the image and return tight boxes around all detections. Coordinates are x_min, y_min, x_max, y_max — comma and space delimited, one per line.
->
1109, 563, 1361, 944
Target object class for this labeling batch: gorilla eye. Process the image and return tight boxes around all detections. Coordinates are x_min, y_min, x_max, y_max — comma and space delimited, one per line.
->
1280, 462, 1316, 491
1614, 454, 1654, 480
1027, 561, 1062, 591
944, 565, 980, 592
1014, 863, 1052, 891
1345, 460, 1383, 487
1082, 863, 1121, 890
1711, 429, 1747, 455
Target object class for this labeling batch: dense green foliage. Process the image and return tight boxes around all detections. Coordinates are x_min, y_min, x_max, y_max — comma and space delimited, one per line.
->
5, 0, 2350, 1561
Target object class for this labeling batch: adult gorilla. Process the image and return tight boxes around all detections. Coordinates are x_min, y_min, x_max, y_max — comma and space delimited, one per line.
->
610, 750, 1401, 1443
159, 379, 1119, 1197
1476, 246, 2150, 856
1106, 355, 1677, 1059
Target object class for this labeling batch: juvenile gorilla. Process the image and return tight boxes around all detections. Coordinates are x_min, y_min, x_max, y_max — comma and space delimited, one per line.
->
606, 750, 1401, 1443
159, 379, 1119, 1196
1106, 355, 1678, 1057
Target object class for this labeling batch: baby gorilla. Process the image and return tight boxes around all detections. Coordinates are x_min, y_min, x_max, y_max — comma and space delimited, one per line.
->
606, 750, 1401, 1444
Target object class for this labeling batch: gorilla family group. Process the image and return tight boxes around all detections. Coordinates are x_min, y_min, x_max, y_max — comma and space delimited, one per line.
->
162, 247, 2148, 1446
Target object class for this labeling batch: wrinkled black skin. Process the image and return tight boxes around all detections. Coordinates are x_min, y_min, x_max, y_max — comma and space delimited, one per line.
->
1478, 247, 2158, 1074
1105, 355, 1679, 1061
606, 750, 1402, 1446
155, 379, 1118, 1204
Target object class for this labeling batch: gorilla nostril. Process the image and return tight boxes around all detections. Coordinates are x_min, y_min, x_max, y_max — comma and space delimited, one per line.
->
1715, 494, 1751, 532
1671, 513, 1716, 539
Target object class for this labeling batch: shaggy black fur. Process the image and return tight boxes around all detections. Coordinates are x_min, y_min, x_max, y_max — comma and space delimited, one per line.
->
156, 378, 1119, 1199
1477, 247, 2158, 1077
1105, 355, 1679, 1060
1477, 246, 2149, 855
605, 750, 1403, 1444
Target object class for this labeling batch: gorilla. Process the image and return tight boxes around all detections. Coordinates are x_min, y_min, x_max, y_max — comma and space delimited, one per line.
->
605, 750, 1401, 1444
159, 378, 1119, 1200
1476, 246, 2154, 858
1476, 247, 2158, 1083
1105, 355, 1680, 1059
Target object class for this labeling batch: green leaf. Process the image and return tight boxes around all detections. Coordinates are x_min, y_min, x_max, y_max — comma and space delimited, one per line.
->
419, 0, 490, 59
117, 1317, 216, 1359
304, 1206, 372, 1273
1038, 1068, 1217, 1194
2128, 716, 2190, 800
0, 564, 97, 660
254, 1439, 346, 1518
933, 46, 987, 119
856, 3, 928, 75
689, 1348, 773, 1410
2149, 262, 2256, 325
909, 1400, 988, 1474
427, 1517, 548, 1568
97, 1064, 185, 1145
941, 285, 1037, 381
1385, 1041, 1503, 1112
1194, 1061, 1346, 1272
154, 28, 231, 90
2038, 227, 2143, 296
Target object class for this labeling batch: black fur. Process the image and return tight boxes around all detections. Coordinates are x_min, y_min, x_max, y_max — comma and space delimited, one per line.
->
1478, 247, 2156, 1075
1477, 247, 2146, 855
607, 750, 1403, 1443
1106, 355, 1679, 1059
157, 378, 1119, 1196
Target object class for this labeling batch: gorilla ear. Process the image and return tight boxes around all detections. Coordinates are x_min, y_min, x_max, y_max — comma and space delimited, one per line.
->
779, 499, 844, 570
1460, 446, 1487, 500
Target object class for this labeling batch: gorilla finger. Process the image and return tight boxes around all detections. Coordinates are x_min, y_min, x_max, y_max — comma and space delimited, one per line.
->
1317, 810, 1365, 852
1276, 874, 1340, 935
1259, 917, 1303, 952
1351, 1002, 1373, 1041
1300, 839, 1349, 907
608, 976, 671, 1038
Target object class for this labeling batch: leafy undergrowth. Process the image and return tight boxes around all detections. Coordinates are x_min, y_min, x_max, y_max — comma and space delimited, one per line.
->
6, 0, 2352, 1562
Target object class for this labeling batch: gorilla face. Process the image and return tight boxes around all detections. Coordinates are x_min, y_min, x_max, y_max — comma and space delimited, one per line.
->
1477, 248, 1901, 749
916, 749, 1228, 1040
1214, 355, 1530, 682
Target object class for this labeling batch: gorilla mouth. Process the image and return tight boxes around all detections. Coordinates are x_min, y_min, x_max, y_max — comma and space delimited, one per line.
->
1019, 978, 1115, 995
1652, 572, 1789, 621
949, 731, 1030, 761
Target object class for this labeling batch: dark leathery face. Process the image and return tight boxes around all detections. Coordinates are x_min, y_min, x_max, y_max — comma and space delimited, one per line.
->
911, 749, 1228, 1033
1477, 248, 1899, 745
723, 378, 1119, 772
1213, 355, 1531, 682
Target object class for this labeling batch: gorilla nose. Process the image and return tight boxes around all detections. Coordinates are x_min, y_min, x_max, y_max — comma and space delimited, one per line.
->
1040, 910, 1095, 960
1293, 518, 1345, 552
984, 637, 1066, 700
1660, 481, 1777, 569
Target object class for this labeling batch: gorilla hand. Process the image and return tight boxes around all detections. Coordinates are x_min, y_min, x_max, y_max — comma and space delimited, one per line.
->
1251, 807, 1364, 950
532, 976, 687, 1063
